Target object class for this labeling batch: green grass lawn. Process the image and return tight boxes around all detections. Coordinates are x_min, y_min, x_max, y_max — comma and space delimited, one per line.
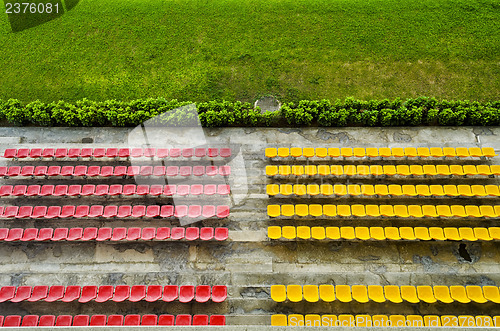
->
1, 0, 499, 103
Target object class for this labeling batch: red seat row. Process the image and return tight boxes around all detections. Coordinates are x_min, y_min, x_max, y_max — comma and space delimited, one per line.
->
0, 227, 229, 242
0, 285, 227, 303
3, 147, 231, 159
0, 205, 230, 219
0, 165, 231, 178
0, 314, 225, 326
0, 184, 231, 198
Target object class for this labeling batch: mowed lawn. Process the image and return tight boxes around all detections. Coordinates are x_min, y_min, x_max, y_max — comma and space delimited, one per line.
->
1, 0, 499, 103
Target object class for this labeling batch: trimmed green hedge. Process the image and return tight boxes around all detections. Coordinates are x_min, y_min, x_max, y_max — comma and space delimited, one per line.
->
0, 97, 499, 127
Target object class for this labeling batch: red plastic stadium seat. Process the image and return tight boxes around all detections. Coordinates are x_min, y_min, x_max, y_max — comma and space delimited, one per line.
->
68, 185, 82, 196
104, 147, 118, 158
109, 184, 123, 196
141, 228, 156, 241
112, 285, 130, 302
28, 286, 48, 302
190, 184, 203, 196
7, 166, 21, 177
217, 206, 230, 218
188, 205, 202, 218
90, 315, 106, 326
79, 286, 97, 303
117, 205, 132, 218
179, 286, 195, 303
126, 227, 141, 241
68, 148, 80, 158
218, 185, 230, 195
61, 166, 74, 176
200, 227, 214, 240
212, 285, 227, 302
140, 166, 153, 176
193, 315, 209, 326
96, 185, 109, 196
0, 286, 16, 302
141, 315, 158, 326
95, 286, 114, 303
0, 185, 13, 197
96, 228, 112, 241
210, 315, 226, 325
62, 285, 81, 302
45, 286, 65, 302
11, 286, 32, 302
114, 166, 127, 177
174, 205, 188, 218
0, 228, 7, 240
45, 206, 61, 219
54, 185, 68, 197
163, 185, 176, 196
4, 315, 21, 327
137, 185, 150, 195
195, 148, 206, 158
177, 185, 190, 196
186, 227, 200, 241
21, 228, 38, 241
195, 285, 211, 303
87, 166, 100, 177
81, 148, 93, 158
129, 285, 147, 302
182, 148, 194, 158
42, 148, 55, 158
122, 185, 136, 196
6, 228, 23, 241
67, 228, 83, 241
166, 166, 179, 176
103, 205, 118, 218
0, 166, 6, 176
124, 314, 141, 326
162, 285, 178, 302
220, 148, 231, 158
158, 315, 175, 326
127, 166, 140, 176
37, 228, 54, 241
34, 166, 48, 176
47, 166, 61, 176
146, 205, 160, 218
157, 148, 169, 158
160, 205, 174, 217
150, 185, 163, 196
100, 166, 114, 177
12, 185, 27, 197
73, 315, 90, 326
107, 315, 124, 326
55, 148, 68, 158
206, 166, 217, 176
80, 185, 95, 197
3, 206, 19, 218
61, 205, 75, 218
75, 205, 90, 218
4, 149, 17, 158
26, 185, 41, 197
176, 314, 192, 326
82, 227, 98, 241
131, 148, 143, 158
153, 166, 166, 176
16, 206, 32, 218
208, 148, 218, 158
144, 148, 156, 158
219, 165, 231, 176
93, 148, 106, 158
193, 166, 205, 176
39, 185, 54, 197
18, 149, 29, 158
55, 315, 73, 326
202, 205, 216, 218
203, 185, 216, 196
180, 166, 191, 176
118, 148, 130, 158
156, 227, 171, 240
111, 228, 127, 241
74, 166, 87, 177
132, 205, 146, 218
89, 205, 104, 217
21, 166, 34, 176
170, 148, 181, 158
145, 285, 162, 302
39, 315, 56, 326
215, 228, 229, 241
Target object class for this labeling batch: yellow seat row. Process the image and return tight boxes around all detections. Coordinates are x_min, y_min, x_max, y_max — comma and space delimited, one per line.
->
270, 284, 500, 304
272, 314, 498, 327
267, 204, 500, 218
265, 164, 500, 177
265, 147, 497, 158
268, 226, 500, 241
267, 184, 500, 198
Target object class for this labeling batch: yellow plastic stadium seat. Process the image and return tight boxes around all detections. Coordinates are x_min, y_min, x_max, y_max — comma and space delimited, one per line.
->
278, 148, 289, 158
279, 165, 291, 176
449, 165, 465, 176
353, 148, 365, 157
389, 315, 406, 327
365, 205, 380, 217
396, 165, 410, 176
338, 315, 355, 327
485, 185, 500, 197
375, 185, 389, 196
290, 147, 302, 157
366, 148, 379, 157
482, 147, 497, 157
271, 315, 288, 326
320, 185, 333, 196
444, 185, 459, 196
347, 185, 361, 196
268, 205, 281, 218
463, 165, 477, 176
471, 185, 487, 197
404, 147, 418, 158
266, 165, 278, 176
305, 165, 317, 176
265, 148, 277, 158
490, 227, 500, 239
496, 316, 500, 327
370, 165, 384, 176
436, 205, 452, 217
303, 148, 315, 158
430, 185, 444, 196
287, 285, 303, 302
355, 227, 370, 240
323, 205, 337, 217
357, 165, 370, 176
429, 227, 446, 241
352, 285, 369, 303
443, 147, 456, 157
401, 286, 419, 303
423, 165, 437, 176
480, 205, 496, 218
434, 286, 453, 303
340, 227, 355, 239
441, 316, 459, 327
295, 204, 308, 217
474, 227, 492, 241
326, 227, 340, 239
281, 204, 295, 217
291, 165, 304, 176
279, 184, 293, 196
424, 316, 441, 327
458, 185, 474, 197
417, 286, 436, 303
450, 286, 470, 303
372, 315, 389, 327
321, 315, 337, 327
495, 206, 500, 217
368, 285, 386, 303
451, 205, 466, 217
400, 227, 416, 240
456, 147, 470, 158
476, 165, 492, 176
317, 165, 330, 176
309, 204, 323, 217
305, 314, 322, 327
268, 226, 282, 240
297, 226, 311, 239
392, 147, 404, 157
370, 227, 386, 240
430, 147, 443, 158
271, 285, 287, 302
483, 286, 500, 303
410, 165, 424, 176
476, 316, 494, 328
459, 228, 477, 241
355, 315, 372, 327
417, 147, 430, 158
387, 184, 403, 197
422, 205, 437, 217
459, 315, 475, 326
307, 184, 320, 196
406, 315, 424, 327
335, 285, 352, 302
416, 185, 431, 197
380, 205, 395, 217
384, 285, 403, 303
402, 185, 417, 197
466, 286, 487, 303
436, 165, 450, 176
394, 205, 409, 218
282, 226, 297, 239
379, 147, 392, 158
344, 165, 356, 176
469, 147, 482, 157
444, 227, 461, 241
361, 185, 375, 196
266, 185, 280, 196
341, 148, 353, 158
383, 165, 397, 176
414, 227, 431, 240
352, 205, 366, 217
385, 227, 401, 240
319, 285, 335, 302
330, 165, 343, 176
303, 285, 319, 302
311, 227, 326, 240
337, 205, 351, 217
316, 147, 327, 158
328, 148, 341, 158
288, 315, 305, 327
293, 184, 307, 196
